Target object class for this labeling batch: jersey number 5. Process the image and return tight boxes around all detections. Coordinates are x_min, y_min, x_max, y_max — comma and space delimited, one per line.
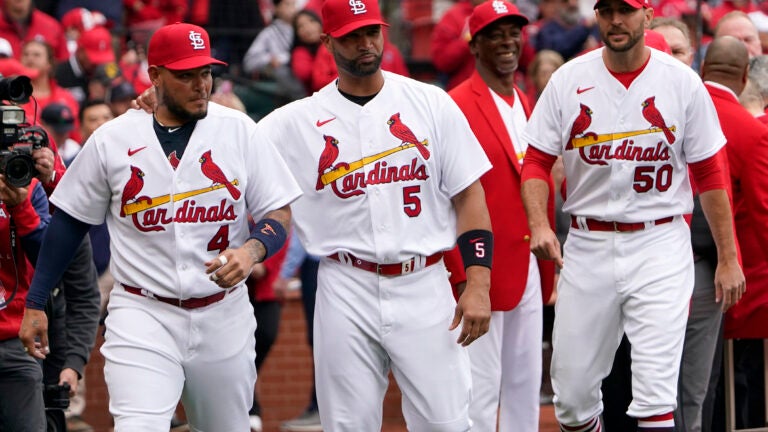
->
403, 186, 422, 217
633, 164, 673, 193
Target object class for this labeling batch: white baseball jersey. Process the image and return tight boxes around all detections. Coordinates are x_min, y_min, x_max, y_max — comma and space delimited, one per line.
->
523, 48, 726, 222
258, 71, 493, 262
50, 102, 302, 299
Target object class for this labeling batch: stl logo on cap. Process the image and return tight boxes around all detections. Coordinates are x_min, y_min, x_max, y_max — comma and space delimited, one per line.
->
322, 0, 388, 37
492, 0, 509, 14
148, 23, 227, 70
189, 30, 206, 50
349, 0, 367, 15
468, 0, 529, 38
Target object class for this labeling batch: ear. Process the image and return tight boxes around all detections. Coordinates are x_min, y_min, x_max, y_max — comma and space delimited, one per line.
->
148, 66, 161, 87
320, 34, 333, 55
742, 65, 749, 86
644, 7, 654, 26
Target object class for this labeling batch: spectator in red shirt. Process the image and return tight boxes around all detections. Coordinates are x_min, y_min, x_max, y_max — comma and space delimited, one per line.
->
54, 26, 116, 105
20, 40, 81, 141
430, 0, 483, 90
60, 7, 108, 56
291, 9, 323, 94
0, 0, 68, 62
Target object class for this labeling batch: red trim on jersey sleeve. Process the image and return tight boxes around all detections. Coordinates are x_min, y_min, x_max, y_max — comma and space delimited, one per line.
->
690, 149, 728, 193
521, 146, 557, 183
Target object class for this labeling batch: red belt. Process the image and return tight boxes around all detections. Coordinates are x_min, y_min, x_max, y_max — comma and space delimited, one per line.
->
570, 216, 675, 232
121, 284, 237, 309
327, 252, 443, 276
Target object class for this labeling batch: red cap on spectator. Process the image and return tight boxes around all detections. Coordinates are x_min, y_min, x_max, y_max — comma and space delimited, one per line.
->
322, 0, 388, 38
0, 58, 39, 79
78, 27, 115, 65
645, 29, 672, 54
62, 8, 107, 32
469, 0, 529, 38
595, 0, 651, 8
148, 23, 226, 70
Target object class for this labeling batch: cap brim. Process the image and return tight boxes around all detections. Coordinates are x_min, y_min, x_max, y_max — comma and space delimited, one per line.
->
0, 60, 40, 80
86, 49, 116, 65
329, 20, 388, 38
161, 56, 228, 70
49, 124, 74, 133
595, 0, 643, 7
471, 15, 530, 38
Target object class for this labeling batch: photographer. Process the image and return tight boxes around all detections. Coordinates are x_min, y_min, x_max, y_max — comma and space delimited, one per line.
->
0, 173, 51, 431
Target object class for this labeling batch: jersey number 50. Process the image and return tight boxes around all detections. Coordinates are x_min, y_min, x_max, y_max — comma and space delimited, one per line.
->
633, 164, 673, 193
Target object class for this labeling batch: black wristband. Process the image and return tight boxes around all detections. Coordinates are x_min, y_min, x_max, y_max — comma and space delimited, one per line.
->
457, 229, 493, 269
248, 218, 288, 262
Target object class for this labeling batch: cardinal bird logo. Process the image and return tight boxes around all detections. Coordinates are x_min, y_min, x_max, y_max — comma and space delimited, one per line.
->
199, 150, 241, 200
387, 113, 431, 160
316, 135, 339, 190
566, 103, 598, 150
642, 96, 676, 144
168, 151, 180, 170
121, 165, 145, 217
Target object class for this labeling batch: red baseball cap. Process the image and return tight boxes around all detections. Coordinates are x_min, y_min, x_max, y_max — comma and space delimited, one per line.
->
148, 23, 227, 70
322, 0, 389, 38
644, 29, 672, 54
595, 0, 651, 9
0, 58, 39, 80
469, 0, 529, 38
78, 27, 115, 65
62, 8, 107, 32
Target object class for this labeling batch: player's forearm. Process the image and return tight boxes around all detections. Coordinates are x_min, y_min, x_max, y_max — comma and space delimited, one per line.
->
25, 211, 92, 309
247, 205, 292, 263
699, 188, 739, 262
522, 178, 552, 230
451, 180, 492, 234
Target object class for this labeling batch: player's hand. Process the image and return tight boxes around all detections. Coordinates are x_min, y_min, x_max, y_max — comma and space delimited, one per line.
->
18, 308, 49, 359
450, 266, 491, 346
32, 147, 56, 184
529, 226, 563, 269
59, 368, 79, 396
714, 258, 746, 311
131, 86, 157, 113
205, 241, 262, 288
0, 175, 28, 207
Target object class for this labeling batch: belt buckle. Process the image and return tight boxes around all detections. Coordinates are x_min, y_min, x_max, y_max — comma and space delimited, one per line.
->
613, 221, 620, 232
140, 288, 156, 300
401, 258, 415, 274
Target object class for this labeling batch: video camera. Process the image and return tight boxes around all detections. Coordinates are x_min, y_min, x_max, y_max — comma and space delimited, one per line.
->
0, 75, 49, 188
43, 383, 70, 410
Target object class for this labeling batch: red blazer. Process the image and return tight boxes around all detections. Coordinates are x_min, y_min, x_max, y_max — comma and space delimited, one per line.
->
446, 71, 555, 310
705, 84, 768, 339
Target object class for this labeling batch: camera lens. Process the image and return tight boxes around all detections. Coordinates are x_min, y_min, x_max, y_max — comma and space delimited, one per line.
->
4, 154, 34, 187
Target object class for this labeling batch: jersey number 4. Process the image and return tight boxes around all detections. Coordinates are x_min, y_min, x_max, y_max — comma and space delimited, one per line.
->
208, 225, 231, 253
633, 164, 673, 193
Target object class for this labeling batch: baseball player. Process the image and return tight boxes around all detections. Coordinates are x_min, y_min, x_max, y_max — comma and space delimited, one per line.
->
445, 1, 556, 430
257, 0, 494, 429
520, 0, 745, 430
19, 23, 302, 431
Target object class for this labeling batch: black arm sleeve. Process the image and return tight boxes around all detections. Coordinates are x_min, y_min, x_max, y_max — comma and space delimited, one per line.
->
25, 210, 92, 309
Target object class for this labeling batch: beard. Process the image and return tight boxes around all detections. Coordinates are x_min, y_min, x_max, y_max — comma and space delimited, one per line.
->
602, 28, 644, 52
162, 92, 209, 122
334, 50, 382, 77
